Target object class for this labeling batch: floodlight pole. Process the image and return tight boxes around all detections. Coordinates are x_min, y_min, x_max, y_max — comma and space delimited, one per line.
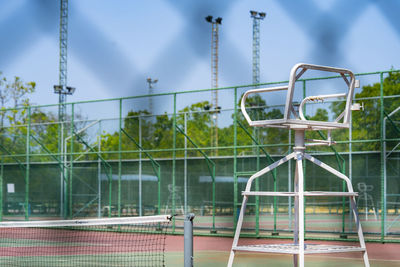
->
58, 0, 68, 122
55, 0, 76, 219
205, 15, 222, 156
147, 78, 158, 115
250, 11, 266, 87
250, 11, 266, 156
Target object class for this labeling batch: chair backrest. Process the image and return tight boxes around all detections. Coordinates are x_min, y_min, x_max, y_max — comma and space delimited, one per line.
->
241, 63, 358, 130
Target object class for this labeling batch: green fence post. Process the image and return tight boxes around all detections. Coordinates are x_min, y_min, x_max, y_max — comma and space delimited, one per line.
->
0, 155, 3, 221
255, 132, 260, 237
341, 159, 346, 236
233, 88, 238, 228
212, 163, 216, 233
109, 165, 112, 218
380, 72, 385, 242
25, 107, 31, 221
172, 93, 176, 233
118, 99, 122, 218
302, 79, 307, 238
121, 128, 161, 215
69, 103, 74, 219
175, 126, 216, 232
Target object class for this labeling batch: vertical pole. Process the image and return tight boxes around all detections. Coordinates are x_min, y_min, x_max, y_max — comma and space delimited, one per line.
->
233, 88, 238, 226
139, 117, 142, 216
60, 122, 64, 218
293, 159, 299, 267
118, 99, 122, 218
302, 79, 307, 241
288, 129, 292, 230
212, 164, 216, 233
172, 94, 177, 232
69, 103, 74, 219
184, 213, 195, 267
349, 110, 353, 230
273, 168, 277, 235
254, 98, 260, 236
0, 155, 3, 221
157, 163, 161, 215
58, 1, 68, 217
293, 130, 305, 267
63, 122, 67, 218
297, 156, 305, 267
58, 0, 68, 117
108, 165, 112, 218
255, 150, 260, 237
380, 72, 385, 241
342, 160, 346, 235
25, 107, 31, 220
207, 18, 221, 156
184, 113, 188, 214
383, 114, 387, 235
251, 12, 264, 234
97, 120, 101, 218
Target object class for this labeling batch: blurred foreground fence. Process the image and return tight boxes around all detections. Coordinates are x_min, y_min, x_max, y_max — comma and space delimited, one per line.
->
1, 69, 400, 242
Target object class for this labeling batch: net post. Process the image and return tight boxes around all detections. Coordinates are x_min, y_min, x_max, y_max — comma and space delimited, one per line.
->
184, 213, 195, 267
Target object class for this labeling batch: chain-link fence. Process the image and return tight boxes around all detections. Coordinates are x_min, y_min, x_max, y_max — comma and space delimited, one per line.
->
0, 69, 400, 242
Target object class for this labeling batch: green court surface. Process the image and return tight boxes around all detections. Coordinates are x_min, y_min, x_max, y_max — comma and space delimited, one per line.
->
165, 235, 400, 267
167, 251, 400, 267
0, 254, 145, 267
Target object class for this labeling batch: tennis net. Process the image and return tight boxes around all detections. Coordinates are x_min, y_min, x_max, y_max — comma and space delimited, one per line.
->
0, 215, 171, 267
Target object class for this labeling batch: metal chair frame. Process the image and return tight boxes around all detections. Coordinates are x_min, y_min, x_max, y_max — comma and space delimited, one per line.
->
228, 63, 370, 267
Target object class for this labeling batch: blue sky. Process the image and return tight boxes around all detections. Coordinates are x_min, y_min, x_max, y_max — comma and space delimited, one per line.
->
1, 0, 400, 115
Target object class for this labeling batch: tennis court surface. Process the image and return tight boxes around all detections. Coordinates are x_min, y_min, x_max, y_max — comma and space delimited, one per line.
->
0, 215, 171, 267
166, 235, 400, 267
1, 215, 399, 266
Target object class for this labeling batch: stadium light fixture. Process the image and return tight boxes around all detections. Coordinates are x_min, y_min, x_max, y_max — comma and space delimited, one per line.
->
54, 85, 76, 95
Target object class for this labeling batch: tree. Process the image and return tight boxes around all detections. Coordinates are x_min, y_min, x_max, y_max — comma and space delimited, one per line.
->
176, 101, 212, 156
330, 71, 400, 151
0, 73, 36, 154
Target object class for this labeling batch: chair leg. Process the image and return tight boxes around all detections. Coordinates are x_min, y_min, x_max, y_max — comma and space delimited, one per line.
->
350, 196, 370, 267
227, 195, 248, 267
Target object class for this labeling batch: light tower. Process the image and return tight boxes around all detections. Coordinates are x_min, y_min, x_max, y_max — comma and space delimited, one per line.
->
250, 11, 265, 155
250, 10, 266, 86
54, 0, 75, 121
54, 0, 75, 219
147, 77, 158, 115
205, 15, 222, 154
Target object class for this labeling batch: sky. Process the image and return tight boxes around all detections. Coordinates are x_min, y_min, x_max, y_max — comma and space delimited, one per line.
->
1, 0, 400, 118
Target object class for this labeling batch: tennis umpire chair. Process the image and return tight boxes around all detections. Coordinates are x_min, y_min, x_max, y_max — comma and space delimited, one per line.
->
228, 63, 370, 267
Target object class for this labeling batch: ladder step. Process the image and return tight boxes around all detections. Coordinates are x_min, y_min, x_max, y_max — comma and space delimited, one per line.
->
233, 244, 366, 254
242, 191, 358, 197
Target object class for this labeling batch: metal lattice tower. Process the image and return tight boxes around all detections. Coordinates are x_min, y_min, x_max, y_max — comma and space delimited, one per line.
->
250, 11, 266, 86
205, 16, 222, 153
55, 0, 75, 219
147, 78, 158, 115
58, 0, 68, 120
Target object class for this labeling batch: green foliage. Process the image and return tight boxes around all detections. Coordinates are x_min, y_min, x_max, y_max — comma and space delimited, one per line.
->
0, 73, 36, 157
330, 72, 400, 151
2, 71, 400, 163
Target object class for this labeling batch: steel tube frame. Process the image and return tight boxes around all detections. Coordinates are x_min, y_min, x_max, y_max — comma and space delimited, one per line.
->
228, 131, 370, 267
230, 64, 370, 267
